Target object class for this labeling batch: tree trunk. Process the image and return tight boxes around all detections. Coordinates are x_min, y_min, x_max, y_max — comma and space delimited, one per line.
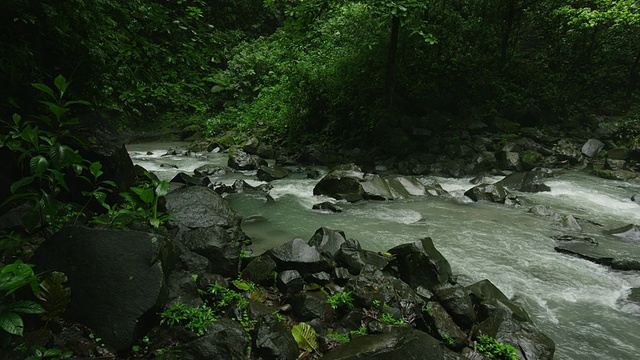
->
385, 16, 400, 110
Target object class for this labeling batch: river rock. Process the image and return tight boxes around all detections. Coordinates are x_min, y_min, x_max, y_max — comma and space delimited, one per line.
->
243, 138, 275, 159
179, 225, 242, 277
464, 183, 520, 205
257, 165, 288, 182
267, 238, 332, 274
604, 224, 640, 241
312, 202, 343, 213
388, 237, 452, 290
496, 169, 552, 192
433, 284, 476, 330
529, 205, 564, 221
241, 254, 278, 287
32, 226, 178, 352
631, 194, 640, 204
253, 315, 299, 360
387, 176, 428, 198
581, 139, 605, 157
170, 172, 210, 187
194, 164, 231, 176
165, 185, 242, 234
313, 164, 394, 202
552, 139, 584, 164
181, 318, 250, 360
554, 245, 614, 266
277, 270, 304, 294
308, 227, 348, 259
552, 235, 598, 246
228, 149, 267, 170
322, 328, 445, 360
423, 301, 467, 350
288, 291, 331, 322
562, 215, 581, 230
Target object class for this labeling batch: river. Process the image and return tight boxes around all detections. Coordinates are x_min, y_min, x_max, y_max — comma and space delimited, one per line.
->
127, 142, 640, 360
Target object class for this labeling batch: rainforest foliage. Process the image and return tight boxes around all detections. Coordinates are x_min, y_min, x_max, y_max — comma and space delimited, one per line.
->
2, 0, 639, 143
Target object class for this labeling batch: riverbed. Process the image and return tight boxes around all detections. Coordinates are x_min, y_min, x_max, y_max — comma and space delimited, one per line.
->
128, 142, 640, 360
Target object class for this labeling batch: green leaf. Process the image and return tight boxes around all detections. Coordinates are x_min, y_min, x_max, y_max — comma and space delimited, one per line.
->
89, 162, 103, 178
30, 155, 49, 176
54, 75, 69, 97
149, 218, 161, 228
6, 301, 45, 315
10, 176, 35, 194
0, 311, 24, 335
155, 181, 170, 197
31, 83, 55, 100
63, 100, 91, 107
131, 187, 154, 204
291, 322, 318, 353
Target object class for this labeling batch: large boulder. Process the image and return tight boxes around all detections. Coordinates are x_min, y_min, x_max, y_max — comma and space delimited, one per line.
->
603, 224, 640, 241
322, 328, 445, 360
313, 164, 394, 202
387, 238, 452, 290
32, 226, 178, 352
464, 183, 520, 205
179, 226, 242, 277
165, 185, 242, 232
257, 165, 288, 182
267, 238, 332, 274
496, 169, 553, 193
386, 176, 428, 198
253, 315, 299, 360
181, 319, 250, 360
552, 139, 584, 164
308, 227, 348, 259
228, 149, 267, 170
581, 139, 605, 158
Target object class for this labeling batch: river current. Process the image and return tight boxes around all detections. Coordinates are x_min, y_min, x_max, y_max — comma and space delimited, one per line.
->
128, 142, 640, 360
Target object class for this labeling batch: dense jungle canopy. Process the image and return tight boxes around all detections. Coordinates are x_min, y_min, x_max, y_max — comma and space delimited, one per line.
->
1, 0, 639, 145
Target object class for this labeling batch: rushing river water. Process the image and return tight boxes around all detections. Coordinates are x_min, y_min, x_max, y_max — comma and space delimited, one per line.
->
128, 142, 640, 360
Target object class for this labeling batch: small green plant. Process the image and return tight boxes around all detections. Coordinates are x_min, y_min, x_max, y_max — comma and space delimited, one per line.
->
326, 332, 350, 343
160, 303, 216, 336
442, 333, 455, 346
380, 312, 406, 325
475, 335, 519, 360
272, 310, 286, 322
25, 345, 73, 360
203, 283, 256, 338
322, 288, 354, 310
349, 326, 367, 336
0, 260, 44, 347
423, 305, 433, 314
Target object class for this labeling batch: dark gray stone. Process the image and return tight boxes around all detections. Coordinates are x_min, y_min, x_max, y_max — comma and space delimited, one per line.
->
529, 205, 564, 221
308, 227, 348, 259
32, 226, 177, 351
581, 139, 605, 157
257, 166, 289, 182
312, 202, 343, 213
423, 301, 467, 350
335, 239, 367, 275
604, 224, 640, 241
241, 255, 278, 287
180, 226, 241, 277
165, 186, 242, 231
433, 285, 476, 330
322, 328, 445, 360
267, 238, 332, 274
313, 164, 395, 202
464, 183, 520, 204
496, 169, 552, 193
182, 319, 250, 360
228, 149, 268, 170
388, 238, 452, 290
254, 315, 299, 360
277, 270, 304, 294
194, 164, 231, 176
288, 291, 331, 322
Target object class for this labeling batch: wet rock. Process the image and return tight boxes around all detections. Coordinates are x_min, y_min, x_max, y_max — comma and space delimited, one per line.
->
496, 169, 552, 192
611, 259, 640, 271
277, 270, 304, 294
464, 183, 520, 205
501, 151, 522, 171
562, 215, 581, 230
165, 185, 242, 231
313, 164, 394, 202
308, 227, 348, 259
554, 245, 614, 266
267, 238, 332, 274
529, 205, 564, 221
388, 237, 452, 290
170, 172, 211, 187
232, 179, 273, 194
552, 235, 598, 246
241, 255, 278, 287
165, 271, 203, 309
467, 279, 531, 323
553, 139, 584, 164
180, 226, 241, 277
32, 226, 177, 352
288, 291, 331, 322
322, 328, 444, 360
244, 138, 275, 159
387, 176, 428, 198
604, 224, 640, 241
605, 158, 626, 170
418, 178, 449, 196
607, 148, 629, 160
312, 202, 343, 213
194, 164, 232, 176
433, 285, 476, 330
582, 139, 605, 157
335, 239, 367, 275
253, 315, 299, 360
632, 194, 640, 204
423, 301, 467, 350
182, 319, 250, 360
228, 149, 267, 170
257, 165, 288, 182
